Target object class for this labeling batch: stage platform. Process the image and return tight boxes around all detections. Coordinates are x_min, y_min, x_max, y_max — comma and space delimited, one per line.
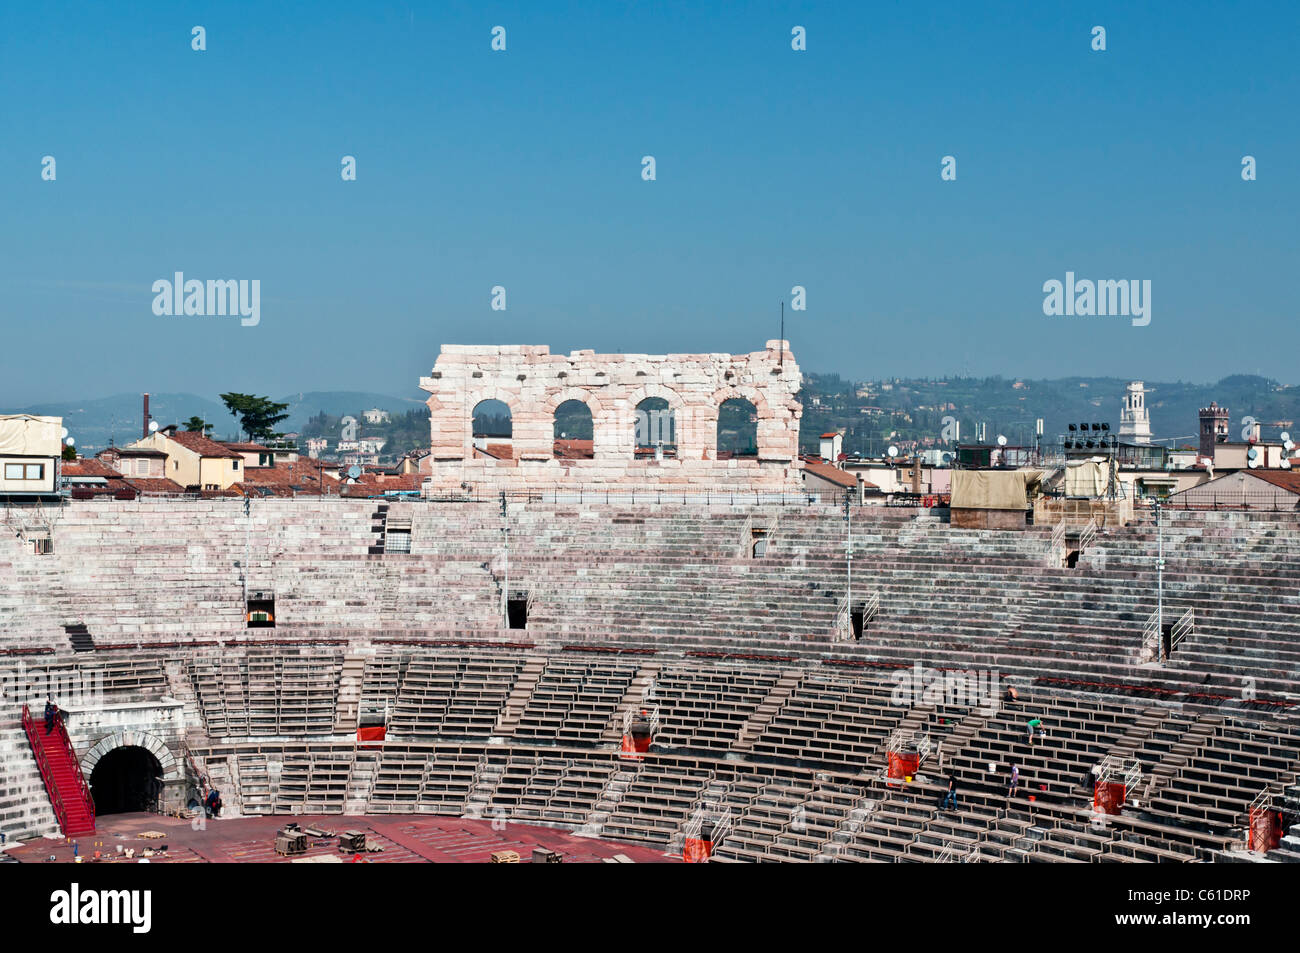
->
2, 812, 679, 864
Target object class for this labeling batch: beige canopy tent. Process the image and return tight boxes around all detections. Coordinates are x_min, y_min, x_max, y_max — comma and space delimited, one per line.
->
1063, 460, 1109, 498
0, 415, 62, 456
949, 469, 1043, 510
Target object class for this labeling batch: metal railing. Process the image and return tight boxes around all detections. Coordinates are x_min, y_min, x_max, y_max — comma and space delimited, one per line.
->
1155, 492, 1300, 512
1079, 517, 1099, 552
21, 703, 95, 835
862, 591, 881, 626
1171, 607, 1195, 650
1140, 609, 1161, 664
1048, 519, 1066, 564
1096, 756, 1142, 800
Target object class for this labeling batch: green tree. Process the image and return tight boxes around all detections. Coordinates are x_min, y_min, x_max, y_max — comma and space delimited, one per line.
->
61, 444, 77, 461
183, 416, 213, 434
219, 393, 291, 441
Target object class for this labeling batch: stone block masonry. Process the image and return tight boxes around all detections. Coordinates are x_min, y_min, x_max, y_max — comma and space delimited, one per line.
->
419, 341, 803, 494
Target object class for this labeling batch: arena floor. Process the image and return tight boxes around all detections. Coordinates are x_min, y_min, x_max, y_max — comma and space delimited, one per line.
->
4, 812, 678, 864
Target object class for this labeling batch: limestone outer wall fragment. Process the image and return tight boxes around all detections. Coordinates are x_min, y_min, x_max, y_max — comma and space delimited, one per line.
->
419, 341, 803, 493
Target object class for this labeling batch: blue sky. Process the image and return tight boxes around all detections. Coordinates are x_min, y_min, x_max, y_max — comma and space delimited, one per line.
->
2, 1, 1297, 404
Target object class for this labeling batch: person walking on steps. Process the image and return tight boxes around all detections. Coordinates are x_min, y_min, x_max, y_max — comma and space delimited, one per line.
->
1007, 764, 1020, 800
941, 774, 958, 811
44, 697, 56, 735
1026, 718, 1042, 746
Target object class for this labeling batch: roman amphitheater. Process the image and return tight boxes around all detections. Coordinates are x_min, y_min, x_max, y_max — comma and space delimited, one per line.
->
1, 345, 1297, 864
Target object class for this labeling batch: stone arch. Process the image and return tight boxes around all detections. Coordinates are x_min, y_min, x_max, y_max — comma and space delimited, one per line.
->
543, 386, 606, 417
80, 729, 179, 782
709, 384, 772, 419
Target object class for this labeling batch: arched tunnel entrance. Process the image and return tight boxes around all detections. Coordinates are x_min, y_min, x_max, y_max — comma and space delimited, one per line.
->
89, 745, 164, 816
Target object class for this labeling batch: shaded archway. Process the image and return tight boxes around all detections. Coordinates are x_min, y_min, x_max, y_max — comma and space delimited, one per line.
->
553, 399, 595, 459
89, 745, 163, 815
635, 397, 676, 459
717, 398, 758, 458
472, 398, 513, 459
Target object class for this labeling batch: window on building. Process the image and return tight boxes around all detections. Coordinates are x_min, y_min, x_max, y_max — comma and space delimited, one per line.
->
247, 596, 275, 628
4, 463, 44, 481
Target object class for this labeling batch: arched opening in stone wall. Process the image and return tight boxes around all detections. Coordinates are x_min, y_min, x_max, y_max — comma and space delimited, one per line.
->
472, 399, 513, 459
553, 399, 595, 459
89, 745, 163, 816
717, 398, 759, 459
635, 398, 676, 459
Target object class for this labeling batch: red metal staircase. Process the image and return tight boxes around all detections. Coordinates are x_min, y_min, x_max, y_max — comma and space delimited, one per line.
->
22, 704, 96, 836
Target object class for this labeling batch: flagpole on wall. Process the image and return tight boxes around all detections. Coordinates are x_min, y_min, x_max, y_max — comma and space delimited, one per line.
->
779, 301, 785, 370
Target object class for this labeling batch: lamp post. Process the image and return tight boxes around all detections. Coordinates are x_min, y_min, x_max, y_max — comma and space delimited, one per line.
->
500, 491, 509, 625
844, 492, 852, 639
1155, 498, 1164, 663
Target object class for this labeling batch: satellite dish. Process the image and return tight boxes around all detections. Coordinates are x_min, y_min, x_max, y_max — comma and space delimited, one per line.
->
1281, 432, 1292, 444
347, 464, 363, 479
1247, 447, 1258, 461
149, 421, 160, 433
65, 437, 75, 447
887, 446, 898, 459
941, 452, 952, 465
996, 435, 1007, 446
61, 427, 69, 439
1285, 440, 1296, 452
1282, 459, 1293, 470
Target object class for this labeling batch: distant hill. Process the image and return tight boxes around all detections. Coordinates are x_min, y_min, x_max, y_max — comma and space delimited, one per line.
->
15, 391, 427, 452
274, 392, 428, 433
18, 376, 1299, 459
799, 374, 1300, 456
16, 393, 233, 449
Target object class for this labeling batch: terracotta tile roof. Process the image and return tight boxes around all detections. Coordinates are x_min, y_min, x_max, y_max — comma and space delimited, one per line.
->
476, 443, 515, 460
800, 458, 865, 490
339, 472, 424, 498
123, 477, 187, 495
166, 430, 243, 458
221, 442, 270, 452
1247, 470, 1300, 494
553, 439, 594, 459
230, 464, 335, 497
100, 447, 166, 458
63, 459, 122, 478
